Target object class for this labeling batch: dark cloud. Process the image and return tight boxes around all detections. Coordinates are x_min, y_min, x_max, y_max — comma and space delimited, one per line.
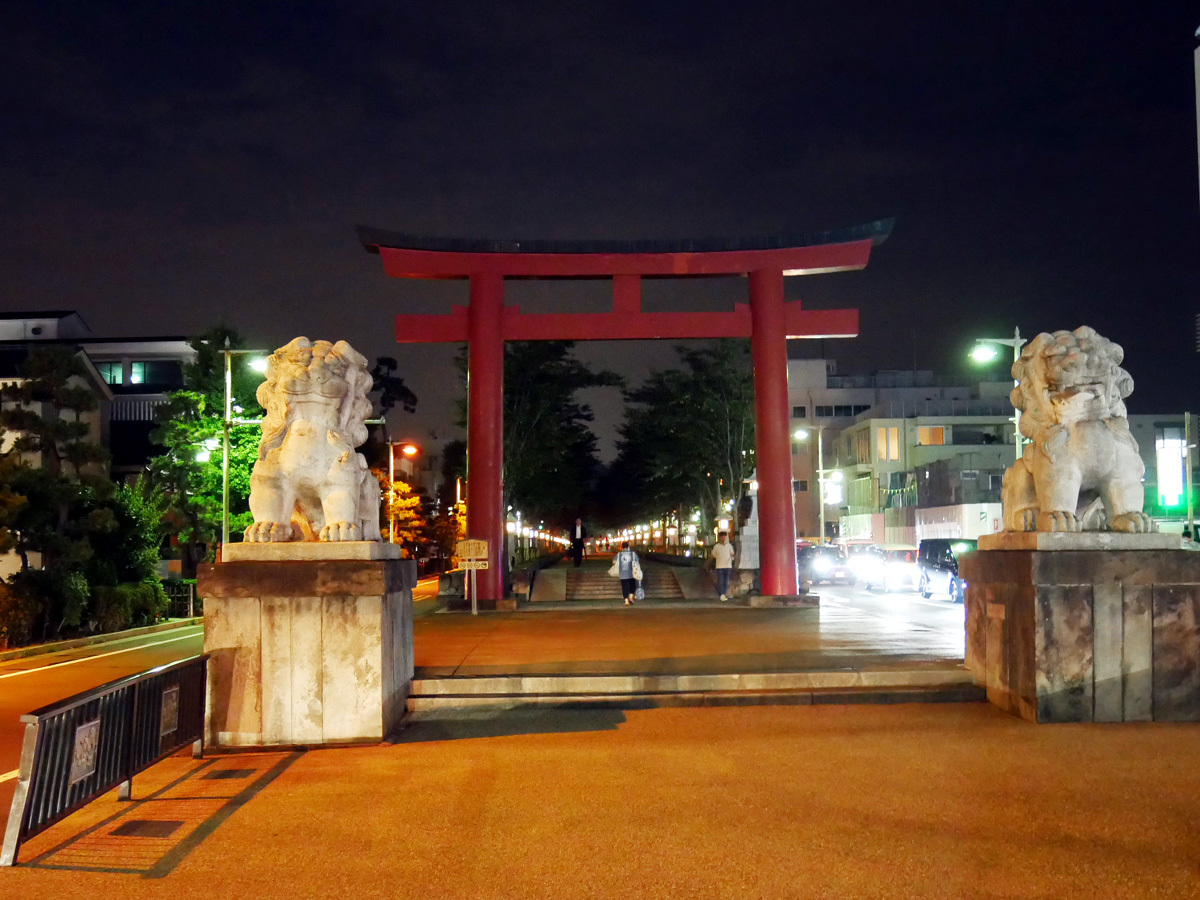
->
2, 1, 1198, 456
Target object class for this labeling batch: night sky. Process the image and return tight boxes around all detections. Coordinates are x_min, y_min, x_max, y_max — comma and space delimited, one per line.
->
4, 3, 1199, 458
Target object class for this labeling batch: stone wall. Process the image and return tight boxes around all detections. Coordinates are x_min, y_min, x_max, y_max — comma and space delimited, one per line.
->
199, 559, 416, 746
962, 550, 1199, 723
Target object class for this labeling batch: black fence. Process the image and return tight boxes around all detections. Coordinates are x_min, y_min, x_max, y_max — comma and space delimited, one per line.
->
1, 654, 208, 866
164, 580, 199, 618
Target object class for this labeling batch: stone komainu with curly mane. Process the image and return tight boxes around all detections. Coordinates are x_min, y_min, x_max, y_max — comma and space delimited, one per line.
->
1003, 326, 1154, 534
244, 337, 383, 543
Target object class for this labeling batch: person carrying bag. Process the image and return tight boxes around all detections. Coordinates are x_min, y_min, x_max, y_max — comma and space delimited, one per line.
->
613, 541, 642, 606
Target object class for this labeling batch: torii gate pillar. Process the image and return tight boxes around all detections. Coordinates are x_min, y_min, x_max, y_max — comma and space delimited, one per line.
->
467, 272, 505, 600
749, 268, 798, 595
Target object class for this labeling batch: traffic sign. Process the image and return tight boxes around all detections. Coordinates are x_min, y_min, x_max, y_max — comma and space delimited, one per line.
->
460, 559, 488, 570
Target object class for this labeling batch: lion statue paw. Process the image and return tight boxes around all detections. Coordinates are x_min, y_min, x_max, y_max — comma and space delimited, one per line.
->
320, 521, 361, 542
244, 521, 297, 543
1037, 511, 1079, 533
1111, 511, 1154, 534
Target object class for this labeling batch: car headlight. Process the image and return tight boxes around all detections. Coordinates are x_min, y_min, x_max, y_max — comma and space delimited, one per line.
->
813, 557, 832, 573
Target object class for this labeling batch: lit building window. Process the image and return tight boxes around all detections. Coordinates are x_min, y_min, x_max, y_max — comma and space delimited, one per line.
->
918, 426, 945, 446
876, 426, 900, 461
130, 362, 146, 385
97, 362, 122, 385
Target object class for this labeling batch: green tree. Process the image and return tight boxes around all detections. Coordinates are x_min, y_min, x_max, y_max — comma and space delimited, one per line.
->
148, 327, 263, 567
456, 342, 622, 527
0, 347, 138, 643
610, 340, 755, 533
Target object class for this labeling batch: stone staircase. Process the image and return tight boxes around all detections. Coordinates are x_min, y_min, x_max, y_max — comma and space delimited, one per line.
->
566, 566, 684, 601
406, 666, 985, 713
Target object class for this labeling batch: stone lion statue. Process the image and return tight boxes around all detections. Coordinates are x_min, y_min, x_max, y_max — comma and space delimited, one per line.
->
1002, 326, 1154, 534
244, 337, 383, 543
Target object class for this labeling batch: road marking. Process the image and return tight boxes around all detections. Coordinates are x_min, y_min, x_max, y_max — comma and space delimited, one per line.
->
0, 769, 17, 783
0, 630, 204, 680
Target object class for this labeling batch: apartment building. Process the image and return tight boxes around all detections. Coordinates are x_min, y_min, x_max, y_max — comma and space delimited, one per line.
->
786, 357, 1197, 541
787, 358, 1013, 538
0, 312, 194, 479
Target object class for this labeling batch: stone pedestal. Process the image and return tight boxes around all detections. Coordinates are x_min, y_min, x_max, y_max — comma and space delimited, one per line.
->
198, 553, 416, 747
961, 544, 1200, 723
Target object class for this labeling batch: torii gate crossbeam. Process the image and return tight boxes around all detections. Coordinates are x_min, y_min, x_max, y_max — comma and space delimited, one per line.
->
360, 220, 892, 602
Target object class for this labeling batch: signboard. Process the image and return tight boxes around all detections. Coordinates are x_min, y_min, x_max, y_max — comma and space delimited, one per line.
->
456, 539, 489, 560
68, 720, 101, 785
160, 685, 179, 737
455, 539, 490, 616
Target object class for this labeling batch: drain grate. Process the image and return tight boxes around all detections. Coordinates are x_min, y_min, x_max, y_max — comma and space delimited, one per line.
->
202, 769, 256, 780
111, 820, 184, 839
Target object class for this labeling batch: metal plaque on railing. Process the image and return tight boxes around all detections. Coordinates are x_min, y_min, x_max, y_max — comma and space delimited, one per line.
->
68, 720, 100, 785
160, 685, 179, 737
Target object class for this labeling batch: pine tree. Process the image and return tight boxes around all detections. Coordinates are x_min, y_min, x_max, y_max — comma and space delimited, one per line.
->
0, 348, 115, 642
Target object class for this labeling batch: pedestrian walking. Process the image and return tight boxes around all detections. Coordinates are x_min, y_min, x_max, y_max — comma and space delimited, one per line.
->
609, 540, 642, 605
712, 531, 735, 601
571, 517, 587, 567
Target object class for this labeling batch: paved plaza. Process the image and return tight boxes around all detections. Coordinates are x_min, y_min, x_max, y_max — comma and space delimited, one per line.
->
5, 703, 1200, 898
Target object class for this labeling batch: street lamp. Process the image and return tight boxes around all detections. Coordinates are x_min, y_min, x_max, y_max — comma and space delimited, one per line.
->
221, 341, 269, 549
386, 441, 421, 543
793, 425, 827, 542
971, 326, 1028, 464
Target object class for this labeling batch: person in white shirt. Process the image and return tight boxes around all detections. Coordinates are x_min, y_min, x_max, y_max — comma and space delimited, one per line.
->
712, 531, 735, 601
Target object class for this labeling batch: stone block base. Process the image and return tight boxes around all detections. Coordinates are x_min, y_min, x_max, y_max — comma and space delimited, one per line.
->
961, 549, 1200, 723
747, 594, 820, 608
198, 558, 417, 747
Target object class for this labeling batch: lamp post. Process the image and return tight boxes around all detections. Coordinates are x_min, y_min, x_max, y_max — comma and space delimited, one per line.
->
386, 440, 420, 544
971, 326, 1028, 464
220, 341, 269, 550
794, 426, 826, 542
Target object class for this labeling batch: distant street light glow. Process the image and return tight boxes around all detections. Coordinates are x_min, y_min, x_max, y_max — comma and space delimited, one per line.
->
970, 344, 999, 363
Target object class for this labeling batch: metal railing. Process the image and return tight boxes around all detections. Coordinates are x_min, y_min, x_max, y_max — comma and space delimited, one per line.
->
164, 580, 198, 618
1, 654, 208, 866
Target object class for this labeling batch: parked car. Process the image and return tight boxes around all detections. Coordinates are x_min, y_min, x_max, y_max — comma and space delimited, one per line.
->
799, 545, 854, 585
862, 546, 919, 592
917, 539, 976, 602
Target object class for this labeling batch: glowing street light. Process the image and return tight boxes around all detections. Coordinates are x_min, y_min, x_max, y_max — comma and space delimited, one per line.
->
793, 424, 828, 542
221, 340, 270, 549
970, 326, 1028, 463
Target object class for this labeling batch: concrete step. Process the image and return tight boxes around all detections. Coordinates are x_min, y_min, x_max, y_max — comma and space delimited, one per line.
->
406, 667, 984, 712
566, 569, 684, 601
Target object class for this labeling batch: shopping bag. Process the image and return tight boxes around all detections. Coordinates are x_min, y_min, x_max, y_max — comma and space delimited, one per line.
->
631, 560, 643, 581
608, 559, 620, 577
635, 584, 645, 601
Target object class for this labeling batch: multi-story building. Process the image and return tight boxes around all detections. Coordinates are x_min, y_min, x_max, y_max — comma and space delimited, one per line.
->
787, 358, 1014, 539
787, 356, 1198, 542
0, 312, 194, 480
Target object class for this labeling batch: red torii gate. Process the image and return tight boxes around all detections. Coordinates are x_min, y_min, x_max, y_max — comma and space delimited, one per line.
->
360, 221, 892, 601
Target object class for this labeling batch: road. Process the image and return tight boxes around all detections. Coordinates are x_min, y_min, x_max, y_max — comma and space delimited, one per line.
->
816, 580, 966, 658
0, 576, 443, 814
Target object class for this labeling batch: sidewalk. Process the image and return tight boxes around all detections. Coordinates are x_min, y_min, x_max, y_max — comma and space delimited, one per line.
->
5, 703, 1199, 897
